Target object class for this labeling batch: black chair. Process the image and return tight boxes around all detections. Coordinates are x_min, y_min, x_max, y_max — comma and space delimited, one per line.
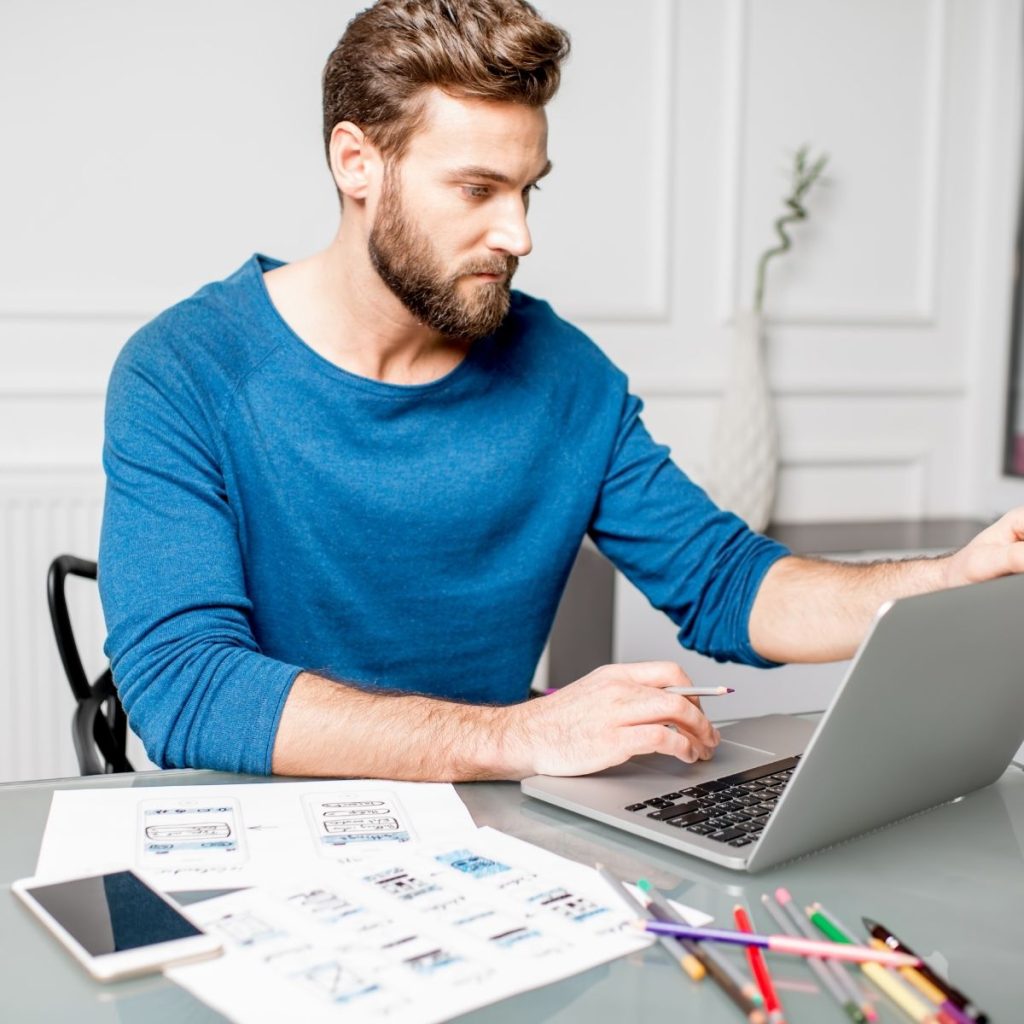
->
47, 555, 133, 775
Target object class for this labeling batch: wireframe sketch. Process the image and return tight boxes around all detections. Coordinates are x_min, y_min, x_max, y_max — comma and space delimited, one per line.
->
303, 791, 414, 852
138, 797, 247, 868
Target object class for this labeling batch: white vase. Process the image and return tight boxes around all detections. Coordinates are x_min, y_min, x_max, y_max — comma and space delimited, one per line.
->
706, 309, 779, 532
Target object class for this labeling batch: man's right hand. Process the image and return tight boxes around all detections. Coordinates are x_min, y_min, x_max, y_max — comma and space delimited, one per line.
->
499, 661, 721, 779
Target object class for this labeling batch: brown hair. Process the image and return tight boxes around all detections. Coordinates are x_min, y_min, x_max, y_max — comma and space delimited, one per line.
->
322, 0, 570, 166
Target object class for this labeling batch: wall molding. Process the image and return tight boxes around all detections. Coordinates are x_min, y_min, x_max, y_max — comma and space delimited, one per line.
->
717, 0, 948, 328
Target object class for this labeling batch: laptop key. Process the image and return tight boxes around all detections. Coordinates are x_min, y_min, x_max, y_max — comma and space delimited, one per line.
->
646, 800, 701, 822
718, 757, 801, 786
625, 803, 647, 812
659, 791, 684, 800
729, 837, 754, 847
687, 824, 715, 835
708, 827, 745, 843
644, 798, 673, 809
664, 810, 710, 828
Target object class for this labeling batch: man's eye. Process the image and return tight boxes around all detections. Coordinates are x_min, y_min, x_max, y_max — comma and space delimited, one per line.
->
461, 185, 490, 199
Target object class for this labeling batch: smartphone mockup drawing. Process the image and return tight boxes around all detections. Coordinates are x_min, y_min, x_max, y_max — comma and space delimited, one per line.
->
138, 796, 247, 869
12, 869, 222, 980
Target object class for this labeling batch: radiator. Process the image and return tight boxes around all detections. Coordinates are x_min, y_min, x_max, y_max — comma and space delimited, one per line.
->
0, 473, 108, 782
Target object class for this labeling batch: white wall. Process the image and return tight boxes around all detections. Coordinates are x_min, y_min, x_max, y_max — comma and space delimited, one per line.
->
2, 0, 1022, 781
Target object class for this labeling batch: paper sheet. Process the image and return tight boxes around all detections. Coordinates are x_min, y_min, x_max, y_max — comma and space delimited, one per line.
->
35, 780, 476, 890
166, 827, 663, 1024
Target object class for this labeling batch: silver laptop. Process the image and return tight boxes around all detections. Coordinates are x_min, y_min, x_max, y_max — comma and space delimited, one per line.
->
522, 573, 1024, 872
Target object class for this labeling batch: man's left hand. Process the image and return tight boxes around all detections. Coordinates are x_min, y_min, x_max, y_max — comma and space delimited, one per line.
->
944, 507, 1024, 588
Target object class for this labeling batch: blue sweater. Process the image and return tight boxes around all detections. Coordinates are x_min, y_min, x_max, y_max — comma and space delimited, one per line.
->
99, 254, 788, 774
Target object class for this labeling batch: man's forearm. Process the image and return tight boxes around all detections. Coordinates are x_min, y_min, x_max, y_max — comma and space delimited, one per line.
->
271, 672, 521, 780
271, 662, 725, 781
748, 554, 949, 663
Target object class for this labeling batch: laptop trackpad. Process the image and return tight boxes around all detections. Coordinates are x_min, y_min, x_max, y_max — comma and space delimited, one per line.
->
625, 714, 814, 784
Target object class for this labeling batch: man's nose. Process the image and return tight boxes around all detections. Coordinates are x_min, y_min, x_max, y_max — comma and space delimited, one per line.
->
486, 198, 533, 258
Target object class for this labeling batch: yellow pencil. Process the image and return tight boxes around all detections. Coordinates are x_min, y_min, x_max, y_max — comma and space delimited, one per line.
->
860, 960, 941, 1024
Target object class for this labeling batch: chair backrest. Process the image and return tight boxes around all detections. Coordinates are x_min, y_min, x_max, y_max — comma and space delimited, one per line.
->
47, 555, 133, 775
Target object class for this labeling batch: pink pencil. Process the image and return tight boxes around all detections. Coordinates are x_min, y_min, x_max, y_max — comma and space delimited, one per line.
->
633, 920, 920, 968
543, 686, 735, 697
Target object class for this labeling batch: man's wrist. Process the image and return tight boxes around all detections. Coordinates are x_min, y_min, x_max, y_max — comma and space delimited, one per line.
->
464, 701, 533, 781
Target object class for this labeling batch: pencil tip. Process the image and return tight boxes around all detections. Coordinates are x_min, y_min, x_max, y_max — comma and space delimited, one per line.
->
775, 886, 791, 904
637, 879, 652, 892
861, 916, 877, 931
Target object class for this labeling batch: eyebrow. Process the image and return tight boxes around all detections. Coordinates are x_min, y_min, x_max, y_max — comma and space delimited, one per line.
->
449, 159, 554, 186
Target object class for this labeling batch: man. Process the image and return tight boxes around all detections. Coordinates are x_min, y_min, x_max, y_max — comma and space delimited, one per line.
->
99, 0, 1024, 781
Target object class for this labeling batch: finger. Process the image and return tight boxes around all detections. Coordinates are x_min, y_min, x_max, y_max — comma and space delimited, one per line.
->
993, 507, 1024, 542
962, 541, 1024, 583
615, 661, 692, 689
625, 723, 708, 764
631, 689, 718, 746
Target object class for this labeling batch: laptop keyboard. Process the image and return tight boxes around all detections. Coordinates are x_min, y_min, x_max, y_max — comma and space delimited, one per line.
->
623, 756, 800, 849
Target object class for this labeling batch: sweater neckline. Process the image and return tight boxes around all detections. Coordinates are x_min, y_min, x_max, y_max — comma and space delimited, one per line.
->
247, 252, 491, 399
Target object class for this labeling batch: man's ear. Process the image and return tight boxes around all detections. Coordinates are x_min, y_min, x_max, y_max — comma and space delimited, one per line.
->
329, 121, 379, 201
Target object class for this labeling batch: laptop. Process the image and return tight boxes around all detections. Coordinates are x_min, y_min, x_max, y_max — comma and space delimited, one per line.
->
522, 572, 1024, 872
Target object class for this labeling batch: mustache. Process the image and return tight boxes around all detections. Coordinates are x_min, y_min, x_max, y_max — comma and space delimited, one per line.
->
459, 255, 519, 278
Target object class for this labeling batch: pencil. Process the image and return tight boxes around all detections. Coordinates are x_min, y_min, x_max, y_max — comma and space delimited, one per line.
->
545, 686, 734, 697
664, 686, 736, 696
801, 905, 877, 1021
761, 894, 866, 1024
734, 904, 786, 1024
777, 889, 874, 1022
860, 958, 941, 1024
803, 903, 941, 1024
632, 919, 919, 967
862, 917, 987, 1024
634, 876, 765, 1011
637, 879, 766, 1024
592, 864, 704, 981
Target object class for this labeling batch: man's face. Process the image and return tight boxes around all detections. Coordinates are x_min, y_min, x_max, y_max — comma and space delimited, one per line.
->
366, 90, 550, 340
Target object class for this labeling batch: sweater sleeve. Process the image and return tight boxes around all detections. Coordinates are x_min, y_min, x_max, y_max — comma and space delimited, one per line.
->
98, 335, 301, 774
589, 392, 790, 667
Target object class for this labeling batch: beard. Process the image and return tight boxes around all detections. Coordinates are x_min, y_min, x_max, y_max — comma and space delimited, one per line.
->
368, 170, 518, 340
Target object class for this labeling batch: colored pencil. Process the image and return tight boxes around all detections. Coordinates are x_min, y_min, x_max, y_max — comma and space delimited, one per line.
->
810, 905, 975, 1024
797, 905, 877, 1021
593, 863, 704, 981
863, 917, 988, 1024
638, 880, 763, 1010
632, 919, 919, 967
636, 880, 765, 1023
665, 685, 735, 696
761, 894, 863, 1024
776, 890, 875, 1022
774, 890, 869, 1023
734, 904, 785, 1024
545, 685, 734, 697
803, 904, 943, 1024
867, 941, 972, 1024
861, 958, 942, 1024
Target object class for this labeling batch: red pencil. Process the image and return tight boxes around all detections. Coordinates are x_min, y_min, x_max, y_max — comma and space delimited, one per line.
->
734, 904, 786, 1024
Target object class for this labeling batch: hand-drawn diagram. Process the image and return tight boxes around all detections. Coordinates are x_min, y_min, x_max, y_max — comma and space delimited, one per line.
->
303, 791, 413, 852
138, 797, 247, 869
